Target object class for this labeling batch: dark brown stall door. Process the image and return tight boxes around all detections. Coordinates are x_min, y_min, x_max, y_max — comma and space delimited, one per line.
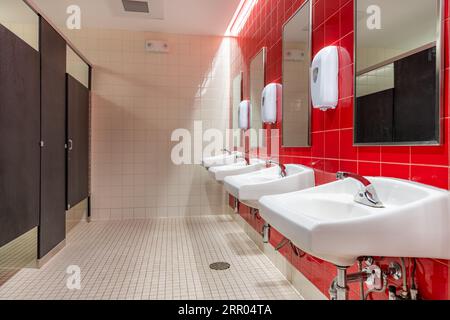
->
0, 25, 40, 247
66, 75, 89, 209
39, 19, 67, 258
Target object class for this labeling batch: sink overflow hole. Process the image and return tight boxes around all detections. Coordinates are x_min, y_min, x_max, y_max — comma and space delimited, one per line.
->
210, 262, 231, 271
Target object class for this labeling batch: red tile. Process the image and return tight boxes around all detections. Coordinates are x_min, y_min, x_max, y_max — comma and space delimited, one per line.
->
339, 32, 354, 68
446, 0, 450, 19
339, 129, 357, 160
339, 64, 353, 99
312, 108, 325, 132
339, 160, 357, 173
358, 146, 381, 162
324, 107, 340, 130
254, 211, 266, 233
296, 156, 314, 166
411, 141, 449, 166
448, 164, 450, 191
381, 163, 410, 180
311, 158, 327, 185
411, 165, 449, 189
312, 24, 325, 55
313, 0, 325, 29
445, 69, 449, 118
324, 130, 340, 158
380, 146, 410, 164
311, 132, 324, 157
324, 159, 339, 174
415, 259, 449, 300
269, 227, 291, 260
339, 96, 353, 128
290, 245, 307, 273
324, 12, 340, 45
339, 0, 354, 36
324, 0, 340, 19
358, 161, 381, 176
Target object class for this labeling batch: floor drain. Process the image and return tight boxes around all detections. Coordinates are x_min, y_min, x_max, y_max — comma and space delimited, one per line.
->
209, 262, 230, 271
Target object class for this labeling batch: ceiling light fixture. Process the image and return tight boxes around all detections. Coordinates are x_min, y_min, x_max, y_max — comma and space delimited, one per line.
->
225, 0, 258, 37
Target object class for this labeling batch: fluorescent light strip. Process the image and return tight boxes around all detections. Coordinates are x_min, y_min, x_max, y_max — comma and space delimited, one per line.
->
226, 0, 258, 36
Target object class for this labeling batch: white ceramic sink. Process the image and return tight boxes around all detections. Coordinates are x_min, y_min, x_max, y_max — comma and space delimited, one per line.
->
223, 164, 315, 209
259, 177, 450, 266
202, 152, 243, 169
209, 159, 266, 182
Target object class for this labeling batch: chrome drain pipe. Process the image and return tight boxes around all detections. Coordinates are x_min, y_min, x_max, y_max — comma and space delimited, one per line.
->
234, 198, 239, 213
329, 267, 372, 300
336, 267, 348, 300
261, 224, 270, 243
357, 259, 365, 300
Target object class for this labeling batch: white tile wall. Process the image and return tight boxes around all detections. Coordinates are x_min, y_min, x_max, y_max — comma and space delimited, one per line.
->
64, 29, 231, 220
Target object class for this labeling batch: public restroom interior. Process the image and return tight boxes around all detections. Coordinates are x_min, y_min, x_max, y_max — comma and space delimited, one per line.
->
0, 0, 450, 302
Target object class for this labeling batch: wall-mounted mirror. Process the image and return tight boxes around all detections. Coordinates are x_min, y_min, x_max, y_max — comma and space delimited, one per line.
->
250, 47, 266, 148
282, 0, 311, 147
232, 72, 243, 147
355, 0, 443, 145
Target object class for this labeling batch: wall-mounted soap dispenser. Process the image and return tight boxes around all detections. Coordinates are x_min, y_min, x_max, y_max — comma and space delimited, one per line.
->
311, 46, 339, 111
238, 100, 250, 130
261, 83, 282, 124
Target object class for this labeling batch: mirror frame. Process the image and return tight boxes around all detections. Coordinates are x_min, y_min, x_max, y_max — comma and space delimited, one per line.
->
249, 47, 267, 148
281, 0, 312, 147
232, 71, 243, 126
249, 47, 267, 100
353, 0, 444, 146
237, 71, 243, 102
232, 71, 243, 149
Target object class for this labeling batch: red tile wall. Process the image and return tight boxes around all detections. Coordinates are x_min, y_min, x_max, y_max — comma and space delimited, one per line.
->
230, 0, 450, 299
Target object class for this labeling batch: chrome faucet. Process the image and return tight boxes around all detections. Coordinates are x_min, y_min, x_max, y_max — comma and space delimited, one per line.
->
235, 154, 249, 165
266, 160, 287, 178
336, 172, 384, 208
221, 148, 232, 155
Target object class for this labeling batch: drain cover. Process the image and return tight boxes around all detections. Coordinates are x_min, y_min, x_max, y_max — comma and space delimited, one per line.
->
210, 262, 230, 271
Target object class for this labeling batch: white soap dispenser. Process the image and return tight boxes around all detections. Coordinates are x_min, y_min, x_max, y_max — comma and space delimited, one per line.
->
238, 100, 250, 130
261, 83, 282, 124
311, 46, 339, 111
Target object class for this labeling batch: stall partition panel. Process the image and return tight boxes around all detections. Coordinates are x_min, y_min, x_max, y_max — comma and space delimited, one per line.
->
0, 24, 40, 247
38, 19, 67, 258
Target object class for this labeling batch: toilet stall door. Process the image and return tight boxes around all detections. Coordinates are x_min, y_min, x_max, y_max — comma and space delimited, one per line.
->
66, 74, 89, 210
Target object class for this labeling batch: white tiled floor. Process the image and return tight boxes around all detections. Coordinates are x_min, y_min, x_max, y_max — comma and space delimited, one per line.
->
0, 216, 301, 300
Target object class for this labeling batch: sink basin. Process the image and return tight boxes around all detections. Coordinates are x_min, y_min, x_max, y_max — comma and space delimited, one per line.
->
259, 177, 450, 266
208, 159, 266, 182
202, 152, 243, 169
223, 164, 315, 209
